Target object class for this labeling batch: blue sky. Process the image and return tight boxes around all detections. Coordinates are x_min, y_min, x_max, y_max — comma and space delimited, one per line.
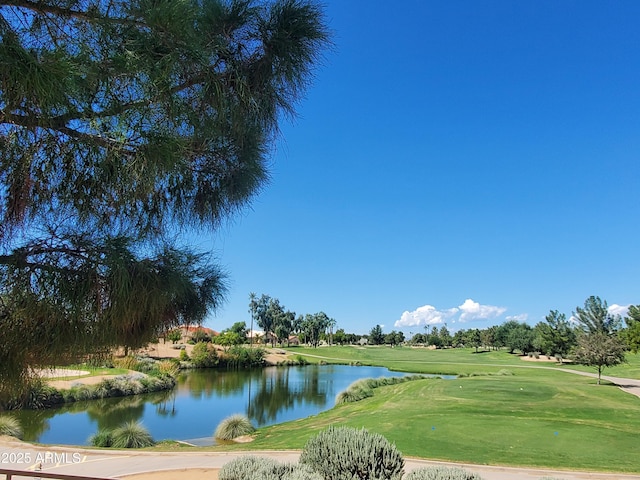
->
197, 0, 640, 335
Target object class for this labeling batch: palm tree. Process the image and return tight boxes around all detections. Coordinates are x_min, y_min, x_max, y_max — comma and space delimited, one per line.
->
249, 292, 257, 348
327, 318, 337, 345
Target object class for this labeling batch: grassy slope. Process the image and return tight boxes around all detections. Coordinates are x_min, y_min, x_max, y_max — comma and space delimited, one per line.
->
215, 346, 640, 473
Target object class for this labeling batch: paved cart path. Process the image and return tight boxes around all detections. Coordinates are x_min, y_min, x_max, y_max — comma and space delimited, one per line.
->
1, 437, 640, 480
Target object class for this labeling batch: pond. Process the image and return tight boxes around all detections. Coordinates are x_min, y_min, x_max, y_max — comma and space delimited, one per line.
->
16, 365, 445, 446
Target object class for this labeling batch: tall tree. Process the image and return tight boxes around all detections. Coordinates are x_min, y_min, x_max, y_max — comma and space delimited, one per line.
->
274, 309, 294, 346
368, 324, 384, 346
326, 317, 336, 345
505, 322, 534, 355
229, 321, 248, 337
249, 293, 277, 344
0, 0, 330, 396
249, 292, 258, 346
574, 296, 621, 334
573, 297, 626, 382
467, 328, 483, 353
303, 312, 329, 347
439, 324, 452, 348
535, 310, 576, 362
623, 305, 640, 353
427, 326, 442, 348
573, 331, 626, 384
333, 328, 347, 345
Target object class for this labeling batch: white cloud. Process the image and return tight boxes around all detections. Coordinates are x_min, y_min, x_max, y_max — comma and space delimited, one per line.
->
395, 305, 456, 327
608, 304, 629, 318
506, 314, 529, 322
395, 299, 507, 328
458, 299, 506, 323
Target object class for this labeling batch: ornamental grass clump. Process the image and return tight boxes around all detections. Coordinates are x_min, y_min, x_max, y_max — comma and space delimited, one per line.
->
89, 428, 113, 447
404, 466, 484, 480
110, 421, 155, 448
0, 414, 22, 439
214, 414, 255, 440
299, 426, 404, 480
219, 456, 323, 480
335, 381, 373, 404
336, 375, 427, 405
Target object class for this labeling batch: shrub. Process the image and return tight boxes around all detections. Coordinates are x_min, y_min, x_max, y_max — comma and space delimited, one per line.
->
21, 382, 63, 409
89, 429, 113, 447
299, 426, 404, 480
110, 421, 155, 448
179, 349, 190, 361
214, 414, 255, 440
191, 342, 218, 368
226, 346, 265, 368
294, 355, 308, 365
404, 466, 484, 480
74, 385, 97, 401
134, 357, 157, 373
0, 415, 23, 439
219, 456, 323, 480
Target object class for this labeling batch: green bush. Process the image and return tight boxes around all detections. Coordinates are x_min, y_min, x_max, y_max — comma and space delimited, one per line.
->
110, 421, 155, 448
89, 429, 113, 447
179, 349, 190, 361
294, 355, 308, 365
191, 342, 218, 367
219, 456, 323, 480
299, 426, 404, 480
225, 346, 266, 368
4, 379, 65, 410
0, 414, 23, 439
214, 414, 255, 440
404, 466, 484, 480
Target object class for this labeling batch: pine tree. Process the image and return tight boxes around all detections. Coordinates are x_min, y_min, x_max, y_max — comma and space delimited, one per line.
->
0, 0, 329, 397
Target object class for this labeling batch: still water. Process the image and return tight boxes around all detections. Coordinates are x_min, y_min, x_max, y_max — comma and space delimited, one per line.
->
16, 365, 415, 446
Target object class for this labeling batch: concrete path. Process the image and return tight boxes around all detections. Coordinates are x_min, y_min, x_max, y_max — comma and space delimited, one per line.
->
1, 437, 640, 480
547, 367, 640, 399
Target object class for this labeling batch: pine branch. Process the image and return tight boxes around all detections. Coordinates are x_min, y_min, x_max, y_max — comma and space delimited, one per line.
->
0, 0, 145, 27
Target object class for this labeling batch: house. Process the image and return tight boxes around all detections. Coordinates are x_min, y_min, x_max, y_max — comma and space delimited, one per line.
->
178, 326, 218, 342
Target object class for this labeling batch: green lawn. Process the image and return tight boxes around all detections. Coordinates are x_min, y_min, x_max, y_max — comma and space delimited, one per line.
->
211, 346, 640, 473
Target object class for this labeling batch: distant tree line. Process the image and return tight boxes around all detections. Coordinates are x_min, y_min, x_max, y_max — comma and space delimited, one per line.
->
366, 296, 639, 384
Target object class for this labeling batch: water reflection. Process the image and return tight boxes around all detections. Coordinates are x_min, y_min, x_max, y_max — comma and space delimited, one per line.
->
18, 365, 411, 445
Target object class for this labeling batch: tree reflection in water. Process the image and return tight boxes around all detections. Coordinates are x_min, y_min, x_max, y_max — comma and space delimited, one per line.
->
17, 365, 407, 444
248, 367, 327, 425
